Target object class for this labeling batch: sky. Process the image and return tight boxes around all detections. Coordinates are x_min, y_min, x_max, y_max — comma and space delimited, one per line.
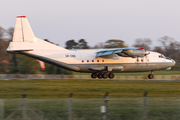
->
1, 0, 180, 48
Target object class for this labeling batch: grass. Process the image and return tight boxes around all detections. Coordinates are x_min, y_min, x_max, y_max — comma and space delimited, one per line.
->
2, 80, 180, 120
0, 80, 180, 98
5, 97, 180, 120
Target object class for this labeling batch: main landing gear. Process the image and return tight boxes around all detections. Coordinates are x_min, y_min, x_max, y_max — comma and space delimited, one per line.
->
148, 71, 154, 79
91, 73, 115, 79
91, 71, 154, 79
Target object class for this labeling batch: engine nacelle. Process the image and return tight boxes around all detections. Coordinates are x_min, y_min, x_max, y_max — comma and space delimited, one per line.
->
117, 49, 148, 58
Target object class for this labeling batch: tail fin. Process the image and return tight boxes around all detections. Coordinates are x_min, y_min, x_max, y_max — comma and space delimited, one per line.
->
7, 16, 67, 52
13, 16, 35, 42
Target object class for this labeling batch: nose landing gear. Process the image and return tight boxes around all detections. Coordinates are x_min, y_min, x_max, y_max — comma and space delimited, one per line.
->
91, 73, 115, 79
148, 71, 154, 79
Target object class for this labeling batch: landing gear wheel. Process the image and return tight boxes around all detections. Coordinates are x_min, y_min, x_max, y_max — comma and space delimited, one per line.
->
103, 73, 109, 79
148, 74, 154, 79
98, 73, 103, 79
91, 73, 97, 79
109, 73, 115, 79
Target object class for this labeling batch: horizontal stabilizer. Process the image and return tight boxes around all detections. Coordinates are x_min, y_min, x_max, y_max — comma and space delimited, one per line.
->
7, 42, 33, 52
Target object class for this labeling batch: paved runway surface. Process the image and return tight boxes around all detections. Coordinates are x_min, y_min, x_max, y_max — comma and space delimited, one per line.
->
0, 78, 180, 81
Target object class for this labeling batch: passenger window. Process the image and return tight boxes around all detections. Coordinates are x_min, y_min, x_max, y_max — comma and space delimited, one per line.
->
137, 58, 139, 62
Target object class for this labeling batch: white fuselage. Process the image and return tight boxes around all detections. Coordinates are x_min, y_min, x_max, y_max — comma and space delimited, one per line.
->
6, 16, 175, 75
23, 49, 175, 73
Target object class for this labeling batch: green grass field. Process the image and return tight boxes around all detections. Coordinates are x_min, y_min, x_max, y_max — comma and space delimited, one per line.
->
1, 80, 180, 98
2, 80, 180, 120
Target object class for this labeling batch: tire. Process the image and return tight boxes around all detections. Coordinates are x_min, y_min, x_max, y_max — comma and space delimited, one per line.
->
98, 73, 103, 79
91, 73, 97, 78
109, 73, 115, 79
103, 73, 109, 79
148, 74, 154, 79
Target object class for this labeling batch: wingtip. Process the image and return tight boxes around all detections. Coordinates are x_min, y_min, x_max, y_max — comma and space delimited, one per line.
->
17, 16, 26, 18
137, 48, 144, 50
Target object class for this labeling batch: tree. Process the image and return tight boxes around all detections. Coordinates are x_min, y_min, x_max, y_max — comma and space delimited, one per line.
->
6, 27, 19, 73
158, 36, 177, 50
0, 27, 12, 73
44, 63, 73, 75
65, 39, 90, 49
17, 55, 37, 74
0, 27, 5, 40
8, 54, 18, 73
104, 39, 127, 48
65, 40, 78, 49
154, 46, 165, 55
133, 38, 152, 50
7, 27, 14, 39
93, 42, 105, 49
78, 39, 89, 49
157, 36, 180, 66
45, 63, 60, 74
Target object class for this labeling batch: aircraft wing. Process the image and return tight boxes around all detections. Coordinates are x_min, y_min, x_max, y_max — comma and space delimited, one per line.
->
97, 49, 123, 57
97, 48, 149, 58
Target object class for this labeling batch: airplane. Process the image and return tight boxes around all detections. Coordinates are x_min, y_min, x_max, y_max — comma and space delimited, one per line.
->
6, 16, 176, 79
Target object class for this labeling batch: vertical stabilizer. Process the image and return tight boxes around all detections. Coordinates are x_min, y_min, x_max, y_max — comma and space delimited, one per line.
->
13, 16, 35, 42
7, 16, 68, 52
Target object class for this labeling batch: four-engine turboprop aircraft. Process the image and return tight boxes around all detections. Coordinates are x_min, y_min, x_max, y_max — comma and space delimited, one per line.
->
6, 16, 176, 79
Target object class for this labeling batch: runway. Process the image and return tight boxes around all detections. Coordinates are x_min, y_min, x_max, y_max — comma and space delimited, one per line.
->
0, 78, 180, 81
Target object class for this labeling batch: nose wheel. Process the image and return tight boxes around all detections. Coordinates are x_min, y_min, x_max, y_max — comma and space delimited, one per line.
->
148, 71, 154, 79
91, 73, 115, 79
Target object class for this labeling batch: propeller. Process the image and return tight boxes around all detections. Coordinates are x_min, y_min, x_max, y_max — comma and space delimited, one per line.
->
137, 47, 150, 62
142, 47, 150, 62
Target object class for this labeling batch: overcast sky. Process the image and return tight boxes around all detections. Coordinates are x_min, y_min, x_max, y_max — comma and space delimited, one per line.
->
1, 0, 180, 48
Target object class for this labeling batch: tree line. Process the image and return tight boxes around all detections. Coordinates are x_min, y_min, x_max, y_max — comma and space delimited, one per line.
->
0, 27, 180, 74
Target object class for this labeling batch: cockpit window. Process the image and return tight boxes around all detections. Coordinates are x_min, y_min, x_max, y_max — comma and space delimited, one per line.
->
159, 54, 172, 60
166, 57, 172, 60
159, 54, 165, 58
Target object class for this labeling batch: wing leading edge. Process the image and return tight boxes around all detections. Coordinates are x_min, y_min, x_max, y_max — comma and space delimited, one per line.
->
97, 48, 149, 58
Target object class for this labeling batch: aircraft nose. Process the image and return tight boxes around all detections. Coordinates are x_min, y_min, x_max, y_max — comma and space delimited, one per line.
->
166, 57, 176, 66
171, 59, 176, 66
